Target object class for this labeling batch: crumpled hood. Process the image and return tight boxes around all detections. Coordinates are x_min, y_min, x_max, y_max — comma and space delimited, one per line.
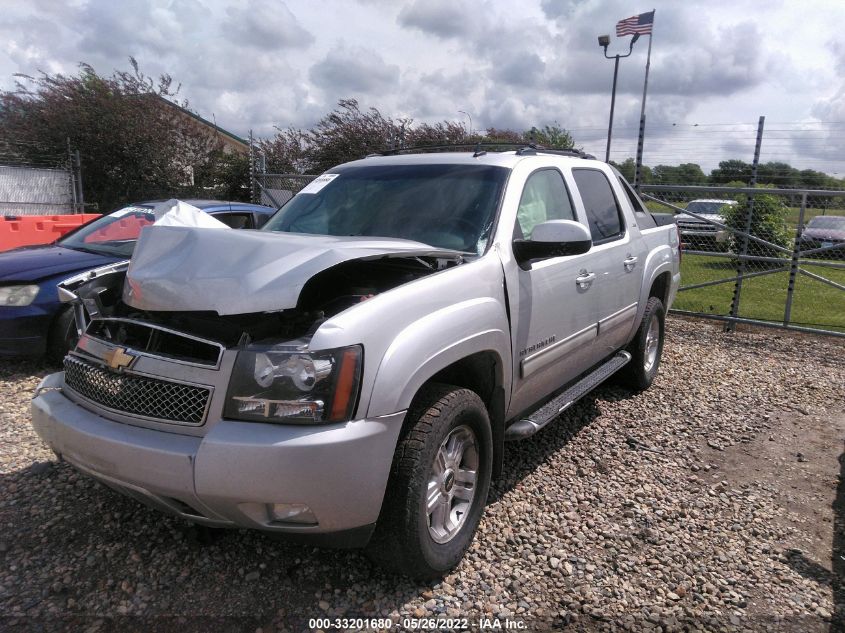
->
0, 244, 118, 283
124, 226, 461, 315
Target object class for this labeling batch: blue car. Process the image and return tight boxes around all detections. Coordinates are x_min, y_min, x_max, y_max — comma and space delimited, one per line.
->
0, 200, 276, 360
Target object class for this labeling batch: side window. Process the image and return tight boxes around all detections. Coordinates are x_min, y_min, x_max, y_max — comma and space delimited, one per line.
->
616, 174, 656, 229
572, 169, 625, 243
213, 213, 254, 229
515, 169, 575, 239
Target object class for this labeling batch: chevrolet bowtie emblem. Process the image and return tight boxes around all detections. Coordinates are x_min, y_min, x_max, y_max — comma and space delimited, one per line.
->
102, 347, 135, 370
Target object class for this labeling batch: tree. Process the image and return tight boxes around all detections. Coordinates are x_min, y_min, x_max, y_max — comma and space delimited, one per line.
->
303, 99, 399, 173
192, 151, 251, 202
407, 120, 467, 147
0, 59, 226, 212
709, 159, 752, 185
261, 99, 580, 173
256, 127, 308, 173
652, 163, 706, 185
524, 124, 576, 150
610, 158, 652, 184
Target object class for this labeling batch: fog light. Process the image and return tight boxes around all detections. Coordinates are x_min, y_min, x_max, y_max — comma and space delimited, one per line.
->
267, 503, 317, 525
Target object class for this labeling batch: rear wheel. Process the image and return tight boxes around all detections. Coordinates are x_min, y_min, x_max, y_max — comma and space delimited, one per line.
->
46, 307, 78, 364
619, 296, 665, 391
367, 384, 492, 579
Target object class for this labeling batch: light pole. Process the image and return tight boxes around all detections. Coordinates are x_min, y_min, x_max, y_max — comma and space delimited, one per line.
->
598, 33, 639, 163
458, 110, 473, 139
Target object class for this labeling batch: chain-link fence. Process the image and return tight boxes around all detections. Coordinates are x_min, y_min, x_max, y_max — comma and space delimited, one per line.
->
641, 185, 845, 337
252, 173, 317, 208
0, 140, 83, 216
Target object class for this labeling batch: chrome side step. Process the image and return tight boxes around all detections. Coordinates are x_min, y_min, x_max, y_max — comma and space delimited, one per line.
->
504, 351, 632, 441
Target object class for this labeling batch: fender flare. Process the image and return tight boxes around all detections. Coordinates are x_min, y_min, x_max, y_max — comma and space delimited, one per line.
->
365, 297, 511, 419
636, 247, 677, 321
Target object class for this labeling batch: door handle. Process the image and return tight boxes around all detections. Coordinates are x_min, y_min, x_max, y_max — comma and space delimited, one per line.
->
575, 271, 596, 289
623, 255, 638, 271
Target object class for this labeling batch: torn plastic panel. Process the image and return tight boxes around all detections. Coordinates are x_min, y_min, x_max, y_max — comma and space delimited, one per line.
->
123, 226, 464, 315
58, 260, 130, 338
151, 199, 230, 229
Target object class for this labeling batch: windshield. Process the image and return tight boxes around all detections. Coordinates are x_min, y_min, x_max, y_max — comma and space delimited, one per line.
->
261, 164, 509, 253
685, 201, 731, 214
59, 205, 154, 257
807, 216, 845, 230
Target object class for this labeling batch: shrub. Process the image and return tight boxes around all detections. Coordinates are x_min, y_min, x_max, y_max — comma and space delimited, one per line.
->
723, 193, 792, 263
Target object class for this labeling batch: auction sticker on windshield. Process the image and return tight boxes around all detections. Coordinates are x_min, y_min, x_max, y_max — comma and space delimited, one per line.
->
300, 173, 339, 194
111, 206, 152, 218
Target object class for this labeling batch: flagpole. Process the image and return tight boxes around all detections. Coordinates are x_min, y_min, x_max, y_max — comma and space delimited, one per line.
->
633, 9, 655, 189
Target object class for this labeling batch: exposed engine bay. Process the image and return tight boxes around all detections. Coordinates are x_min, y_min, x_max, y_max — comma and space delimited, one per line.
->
61, 253, 462, 354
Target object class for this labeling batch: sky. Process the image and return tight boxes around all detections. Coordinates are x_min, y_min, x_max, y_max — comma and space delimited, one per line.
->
2, 0, 844, 176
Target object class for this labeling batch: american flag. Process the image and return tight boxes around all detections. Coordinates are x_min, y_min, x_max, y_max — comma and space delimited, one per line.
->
616, 11, 654, 37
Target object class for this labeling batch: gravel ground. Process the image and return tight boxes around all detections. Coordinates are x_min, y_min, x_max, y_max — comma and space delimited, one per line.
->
1, 317, 844, 632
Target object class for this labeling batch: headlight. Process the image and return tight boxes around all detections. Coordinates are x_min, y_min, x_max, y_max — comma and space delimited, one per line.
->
224, 343, 362, 425
0, 285, 39, 306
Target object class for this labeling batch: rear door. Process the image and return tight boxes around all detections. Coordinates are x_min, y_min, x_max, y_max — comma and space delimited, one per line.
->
508, 168, 606, 415
570, 168, 645, 359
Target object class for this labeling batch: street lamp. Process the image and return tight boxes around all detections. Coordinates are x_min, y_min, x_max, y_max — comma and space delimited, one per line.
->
599, 33, 640, 163
458, 110, 473, 138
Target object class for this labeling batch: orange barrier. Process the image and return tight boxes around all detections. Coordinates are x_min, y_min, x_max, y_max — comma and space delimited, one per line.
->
0, 214, 102, 253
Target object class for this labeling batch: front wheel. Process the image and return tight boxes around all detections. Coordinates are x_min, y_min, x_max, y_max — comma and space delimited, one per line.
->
367, 384, 492, 579
46, 307, 78, 364
619, 296, 665, 391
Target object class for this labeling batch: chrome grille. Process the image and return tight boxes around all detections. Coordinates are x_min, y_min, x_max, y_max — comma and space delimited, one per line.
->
63, 356, 210, 424
677, 220, 718, 232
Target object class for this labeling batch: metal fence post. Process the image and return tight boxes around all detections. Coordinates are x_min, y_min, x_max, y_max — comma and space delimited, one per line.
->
66, 138, 78, 214
634, 114, 646, 190
74, 149, 84, 213
248, 129, 257, 204
782, 192, 807, 327
726, 115, 765, 331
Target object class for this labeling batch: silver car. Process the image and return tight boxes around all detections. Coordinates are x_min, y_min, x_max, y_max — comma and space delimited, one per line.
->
32, 148, 680, 578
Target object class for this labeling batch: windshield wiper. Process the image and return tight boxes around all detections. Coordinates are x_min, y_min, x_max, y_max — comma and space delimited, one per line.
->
62, 244, 107, 256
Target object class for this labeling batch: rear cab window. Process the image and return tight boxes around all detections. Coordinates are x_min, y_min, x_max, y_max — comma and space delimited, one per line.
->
572, 169, 626, 244
615, 173, 656, 229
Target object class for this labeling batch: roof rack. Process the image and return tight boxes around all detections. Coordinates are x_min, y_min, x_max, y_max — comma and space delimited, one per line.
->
515, 146, 597, 160
367, 143, 595, 160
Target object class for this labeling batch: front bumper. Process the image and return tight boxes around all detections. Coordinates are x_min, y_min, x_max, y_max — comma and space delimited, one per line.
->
31, 372, 405, 544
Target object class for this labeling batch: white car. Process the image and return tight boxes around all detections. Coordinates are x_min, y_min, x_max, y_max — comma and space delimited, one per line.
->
673, 199, 737, 248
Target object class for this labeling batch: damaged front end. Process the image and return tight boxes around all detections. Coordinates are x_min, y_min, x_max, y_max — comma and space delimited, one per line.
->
57, 227, 463, 428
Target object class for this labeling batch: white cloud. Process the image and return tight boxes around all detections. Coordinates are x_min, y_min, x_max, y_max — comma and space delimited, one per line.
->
0, 0, 843, 174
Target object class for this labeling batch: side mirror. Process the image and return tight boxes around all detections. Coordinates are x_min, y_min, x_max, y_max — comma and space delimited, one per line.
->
513, 220, 592, 268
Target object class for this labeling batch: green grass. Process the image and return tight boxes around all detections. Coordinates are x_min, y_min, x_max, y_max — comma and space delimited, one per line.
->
644, 197, 845, 230
673, 254, 845, 332
783, 206, 843, 229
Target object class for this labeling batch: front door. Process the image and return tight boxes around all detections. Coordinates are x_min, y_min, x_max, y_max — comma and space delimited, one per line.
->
508, 168, 605, 416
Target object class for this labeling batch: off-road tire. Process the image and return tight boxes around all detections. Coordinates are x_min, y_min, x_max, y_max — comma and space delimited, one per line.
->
366, 384, 492, 579
619, 296, 665, 391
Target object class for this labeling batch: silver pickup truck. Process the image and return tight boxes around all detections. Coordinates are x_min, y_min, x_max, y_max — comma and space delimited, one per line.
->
31, 148, 680, 578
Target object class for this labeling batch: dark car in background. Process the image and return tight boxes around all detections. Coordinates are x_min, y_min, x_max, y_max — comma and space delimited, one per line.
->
799, 215, 845, 258
0, 200, 275, 360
